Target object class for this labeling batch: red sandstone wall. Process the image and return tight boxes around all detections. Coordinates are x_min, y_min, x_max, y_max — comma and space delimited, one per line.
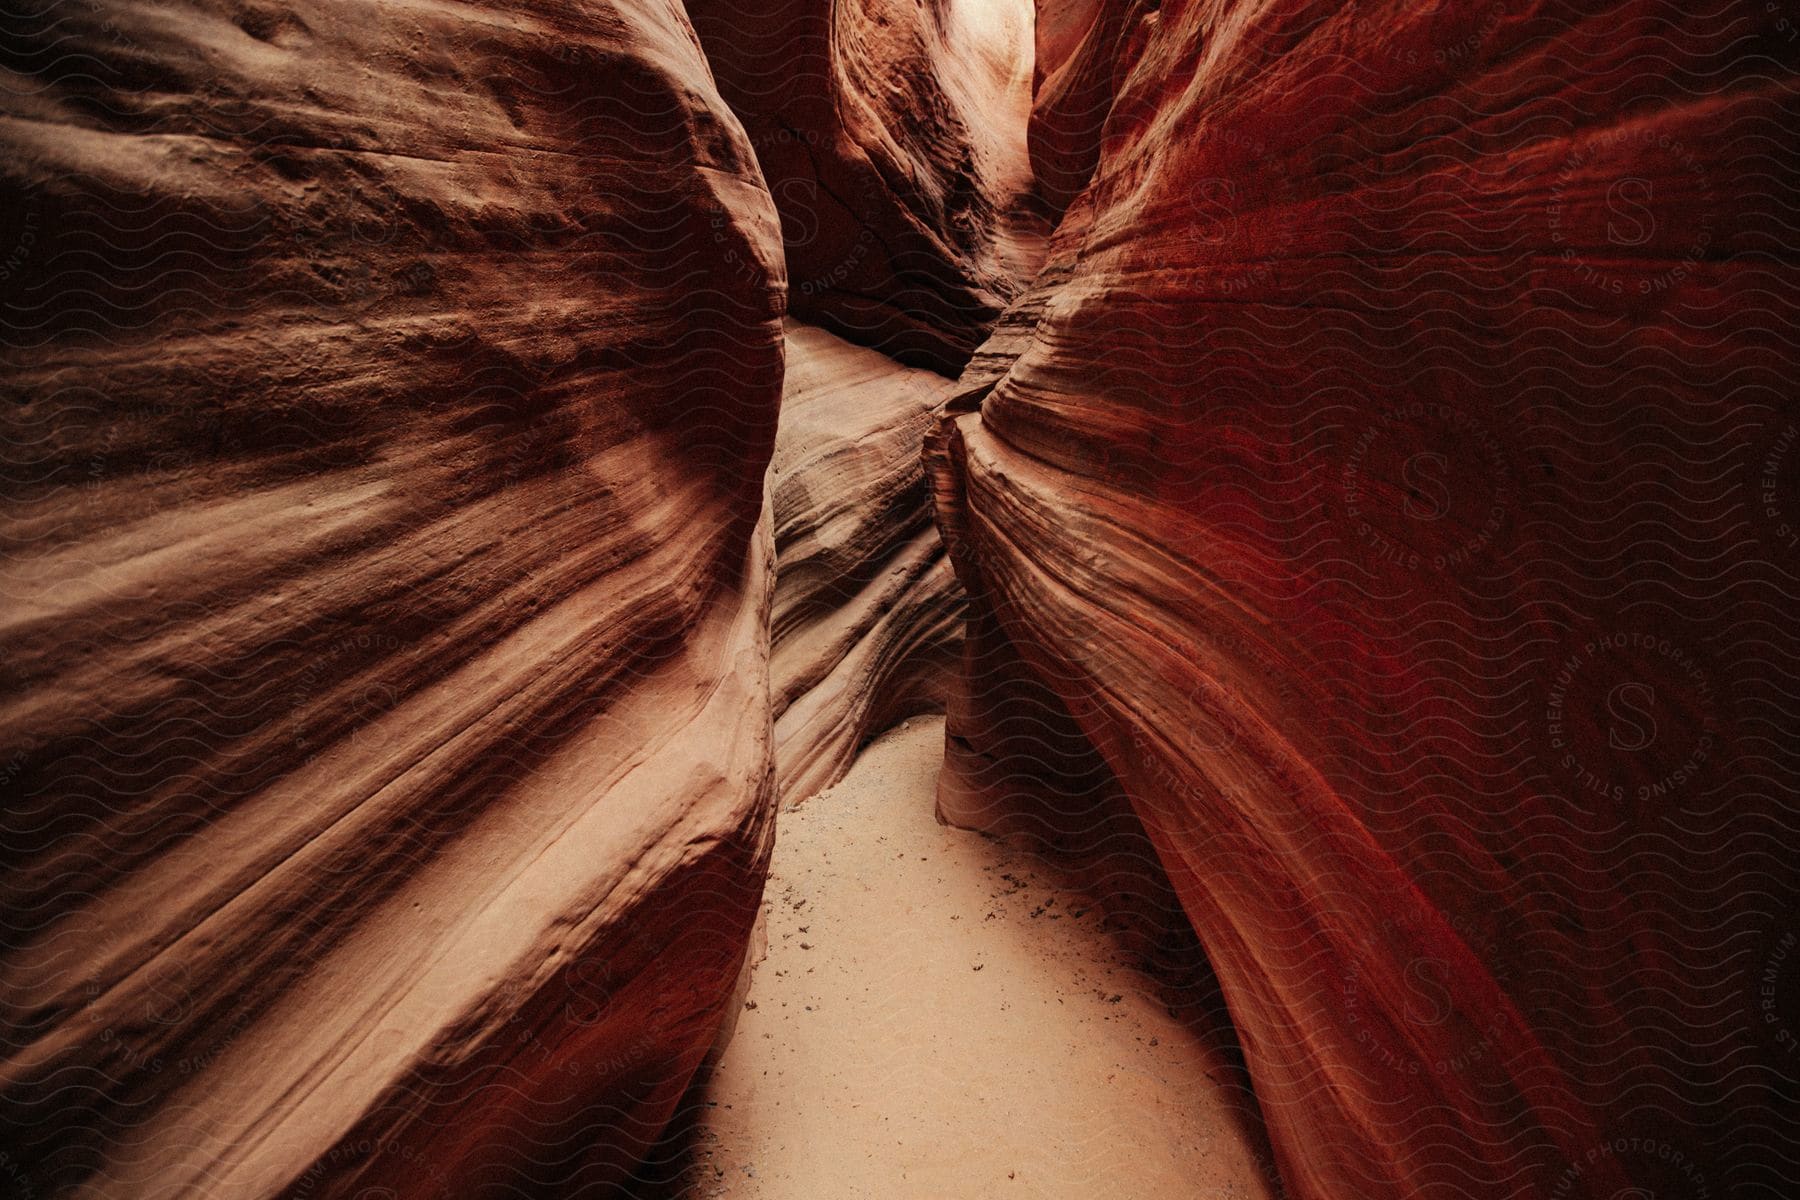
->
770, 321, 965, 801
5, 0, 1798, 1194
0, 1, 784, 1194
685, 0, 1040, 369
932, 1, 1800, 1196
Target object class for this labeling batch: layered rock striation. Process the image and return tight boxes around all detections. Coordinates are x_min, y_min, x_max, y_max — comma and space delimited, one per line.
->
0, 0, 784, 1194
6, 0, 1799, 1197
770, 321, 964, 803
932, 1, 1800, 1197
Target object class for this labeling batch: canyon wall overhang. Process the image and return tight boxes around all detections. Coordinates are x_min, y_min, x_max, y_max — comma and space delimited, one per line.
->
0, 0, 785, 1193
931, 1, 1800, 1196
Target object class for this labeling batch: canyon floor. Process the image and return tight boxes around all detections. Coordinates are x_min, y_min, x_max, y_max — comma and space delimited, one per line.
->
653, 717, 1277, 1198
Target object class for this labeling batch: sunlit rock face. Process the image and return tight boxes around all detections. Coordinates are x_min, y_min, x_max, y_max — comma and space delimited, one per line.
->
931, 1, 1800, 1197
770, 322, 965, 803
685, 0, 1039, 371
0, 0, 784, 1195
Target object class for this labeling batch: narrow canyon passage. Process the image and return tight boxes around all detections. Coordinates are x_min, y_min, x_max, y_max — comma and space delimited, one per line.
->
4, 1, 1797, 1197
668, 719, 1274, 1199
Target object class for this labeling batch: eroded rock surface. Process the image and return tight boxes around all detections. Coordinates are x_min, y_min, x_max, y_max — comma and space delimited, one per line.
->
770, 321, 963, 803
686, 0, 1040, 370
932, 2, 1800, 1197
1026, 0, 1138, 216
7, 0, 1799, 1196
0, 1, 783, 1194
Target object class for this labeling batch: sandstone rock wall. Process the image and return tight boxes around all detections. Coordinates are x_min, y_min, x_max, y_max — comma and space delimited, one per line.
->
686, 0, 1040, 370
0, 0, 785, 1194
932, 1, 1800, 1196
770, 322, 965, 803
1026, 0, 1142, 216
8, 0, 1799, 1195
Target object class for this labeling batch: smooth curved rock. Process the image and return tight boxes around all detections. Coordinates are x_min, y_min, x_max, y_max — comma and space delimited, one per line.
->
0, 1, 784, 1195
770, 321, 963, 803
686, 0, 1040, 370
1025, 0, 1140, 216
932, 1, 1800, 1197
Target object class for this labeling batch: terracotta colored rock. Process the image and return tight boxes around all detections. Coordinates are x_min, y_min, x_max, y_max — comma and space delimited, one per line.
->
931, 1, 1800, 1197
0, 1, 783, 1195
685, 0, 1040, 370
771, 322, 964, 802
7, 0, 1799, 1195
1026, 0, 1143, 216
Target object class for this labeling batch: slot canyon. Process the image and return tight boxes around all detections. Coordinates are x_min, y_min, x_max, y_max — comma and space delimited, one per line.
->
3, 0, 1799, 1196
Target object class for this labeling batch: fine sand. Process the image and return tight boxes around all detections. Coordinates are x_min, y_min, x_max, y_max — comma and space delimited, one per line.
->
669, 716, 1278, 1198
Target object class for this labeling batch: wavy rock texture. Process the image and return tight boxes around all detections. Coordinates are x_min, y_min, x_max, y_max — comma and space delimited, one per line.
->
0, 0, 785, 1195
932, 2, 1800, 1198
685, 0, 1040, 370
770, 321, 964, 803
1026, 0, 1135, 216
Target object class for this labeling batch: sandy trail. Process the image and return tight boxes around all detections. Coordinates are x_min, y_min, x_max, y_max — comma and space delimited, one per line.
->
668, 716, 1277, 1198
